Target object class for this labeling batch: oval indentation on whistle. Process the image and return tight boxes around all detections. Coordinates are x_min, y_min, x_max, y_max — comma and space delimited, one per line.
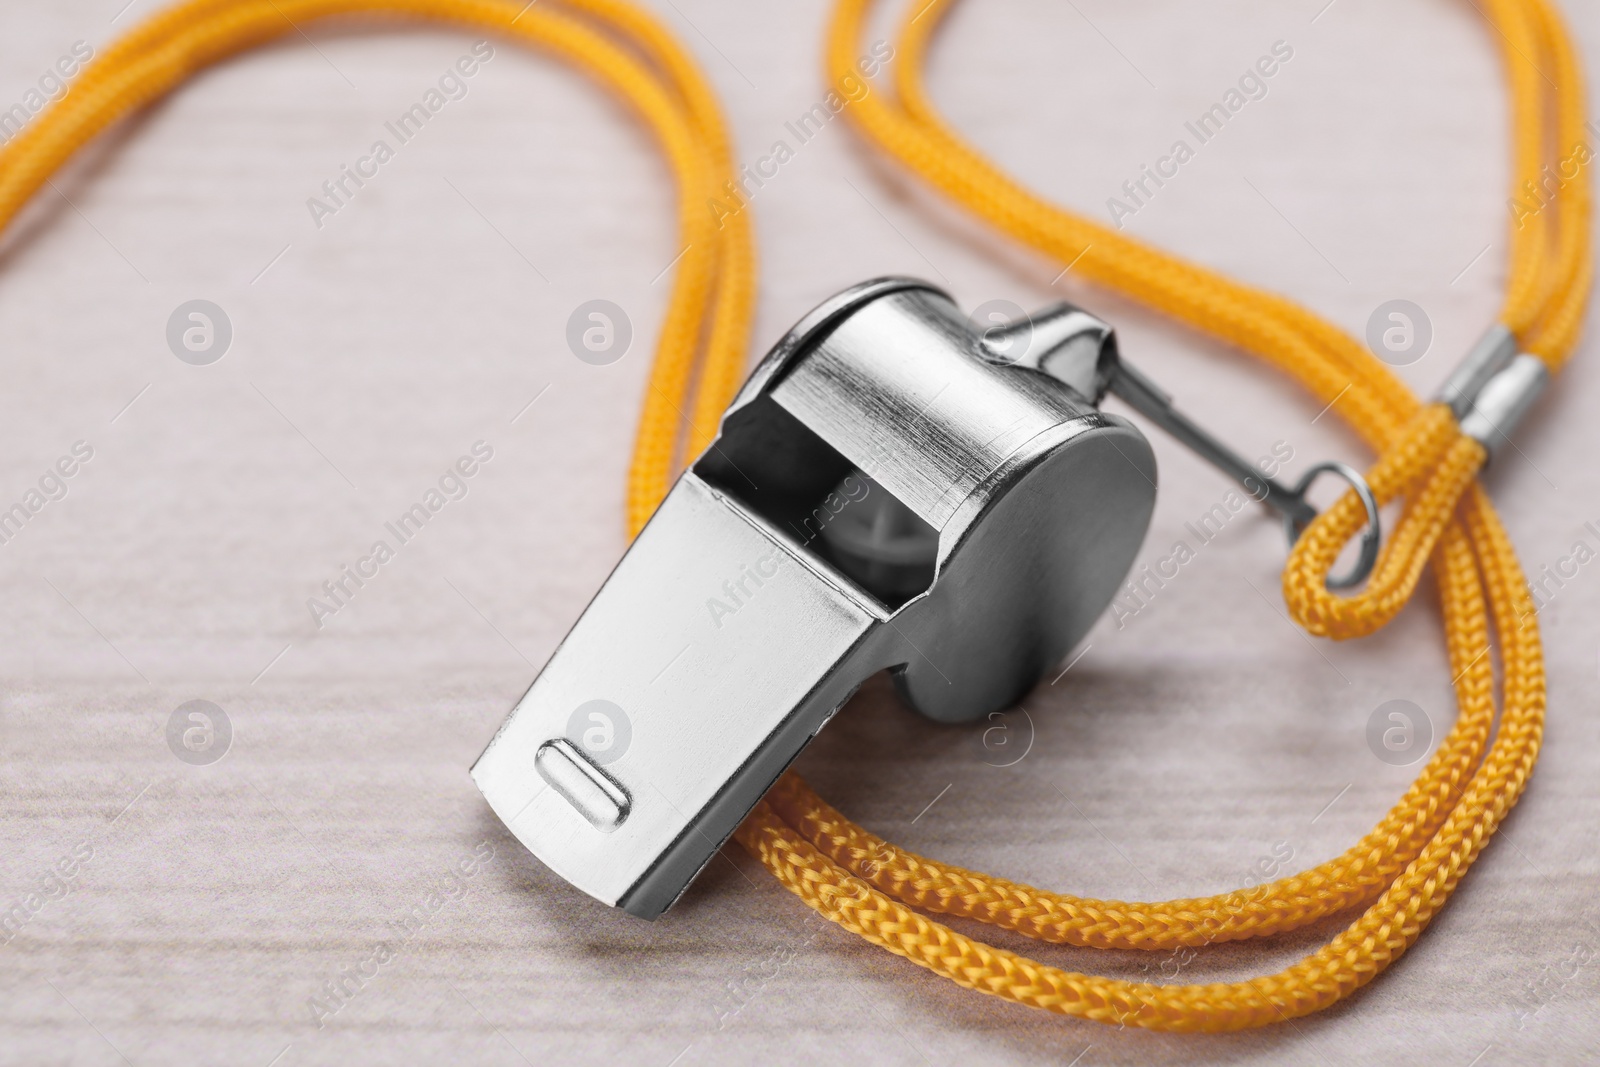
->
535, 738, 631, 832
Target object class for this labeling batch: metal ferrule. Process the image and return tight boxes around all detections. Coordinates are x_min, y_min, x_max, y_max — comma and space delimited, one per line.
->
1457, 353, 1550, 460
1437, 324, 1518, 419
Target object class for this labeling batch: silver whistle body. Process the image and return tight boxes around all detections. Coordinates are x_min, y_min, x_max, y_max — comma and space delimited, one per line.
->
473, 278, 1160, 917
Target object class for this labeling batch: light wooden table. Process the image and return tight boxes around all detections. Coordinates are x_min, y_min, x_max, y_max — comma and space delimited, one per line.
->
1, 1, 1597, 1064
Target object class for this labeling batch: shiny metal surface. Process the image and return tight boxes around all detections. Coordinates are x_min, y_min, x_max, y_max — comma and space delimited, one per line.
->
979, 302, 1117, 401
473, 473, 890, 918
472, 278, 1158, 917
1458, 352, 1549, 459
1282, 462, 1382, 590
981, 298, 1382, 588
1438, 324, 1518, 419
535, 739, 630, 833
472, 278, 1401, 917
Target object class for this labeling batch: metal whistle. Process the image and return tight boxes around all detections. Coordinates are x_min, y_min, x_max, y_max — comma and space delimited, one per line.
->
472, 277, 1378, 918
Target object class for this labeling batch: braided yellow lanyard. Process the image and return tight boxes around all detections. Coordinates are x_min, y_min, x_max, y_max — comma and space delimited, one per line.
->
734, 0, 1586, 1032
6, 0, 1585, 1035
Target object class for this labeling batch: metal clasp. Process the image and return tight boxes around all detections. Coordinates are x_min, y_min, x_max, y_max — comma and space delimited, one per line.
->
982, 302, 1382, 589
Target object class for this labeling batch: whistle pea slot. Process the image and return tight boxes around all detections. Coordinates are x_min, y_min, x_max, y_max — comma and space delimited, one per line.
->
694, 396, 937, 608
817, 473, 938, 606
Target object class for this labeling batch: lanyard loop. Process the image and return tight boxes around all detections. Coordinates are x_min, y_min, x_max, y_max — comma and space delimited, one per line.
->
736, 0, 1587, 1032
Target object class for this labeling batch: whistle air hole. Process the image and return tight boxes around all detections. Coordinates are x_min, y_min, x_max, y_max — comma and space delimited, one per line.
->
689, 397, 936, 607
818, 472, 938, 606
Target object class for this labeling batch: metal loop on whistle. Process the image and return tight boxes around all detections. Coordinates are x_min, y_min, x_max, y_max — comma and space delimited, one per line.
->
978, 300, 1383, 587
1281, 462, 1382, 590
1099, 356, 1380, 589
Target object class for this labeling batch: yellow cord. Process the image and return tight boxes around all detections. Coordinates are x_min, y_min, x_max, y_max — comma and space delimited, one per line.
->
6, 0, 1585, 1035
726, 0, 1583, 1032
